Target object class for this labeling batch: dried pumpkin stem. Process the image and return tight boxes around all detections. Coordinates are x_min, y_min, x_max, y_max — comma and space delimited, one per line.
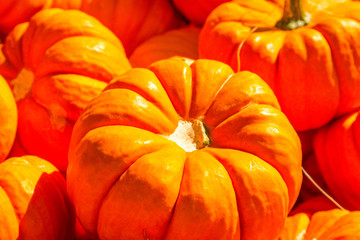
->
191, 119, 210, 149
275, 0, 310, 30
166, 119, 210, 152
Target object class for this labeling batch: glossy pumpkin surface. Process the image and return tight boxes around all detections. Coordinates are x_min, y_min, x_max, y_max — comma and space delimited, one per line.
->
0, 75, 17, 162
68, 58, 302, 240
199, 0, 360, 131
0, 0, 81, 38
279, 196, 360, 239
129, 25, 200, 68
0, 155, 75, 239
0, 8, 131, 172
80, 0, 186, 55
313, 108, 360, 210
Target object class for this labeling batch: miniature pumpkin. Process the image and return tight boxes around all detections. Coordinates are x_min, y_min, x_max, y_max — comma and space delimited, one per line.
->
0, 155, 75, 239
129, 25, 200, 68
68, 58, 302, 240
0, 0, 81, 39
199, 0, 360, 131
279, 196, 360, 239
0, 8, 131, 172
313, 108, 360, 210
0, 75, 17, 162
80, 0, 186, 55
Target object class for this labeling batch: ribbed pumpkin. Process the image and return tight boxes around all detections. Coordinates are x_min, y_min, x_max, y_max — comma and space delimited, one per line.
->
199, 0, 360, 131
0, 155, 75, 239
0, 0, 81, 39
279, 196, 360, 239
129, 25, 200, 68
0, 75, 17, 162
313, 108, 360, 210
80, 0, 186, 56
68, 58, 302, 240
0, 8, 131, 172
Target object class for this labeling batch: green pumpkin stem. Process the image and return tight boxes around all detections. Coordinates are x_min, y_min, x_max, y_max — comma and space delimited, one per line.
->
275, 0, 311, 30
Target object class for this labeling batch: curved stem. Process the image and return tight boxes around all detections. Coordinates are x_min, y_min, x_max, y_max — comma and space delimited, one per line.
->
275, 0, 311, 30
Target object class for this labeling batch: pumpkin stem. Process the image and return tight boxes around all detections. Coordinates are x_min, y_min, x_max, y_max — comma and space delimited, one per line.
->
275, 0, 311, 30
11, 68, 34, 101
191, 119, 210, 149
166, 119, 210, 152
302, 167, 346, 210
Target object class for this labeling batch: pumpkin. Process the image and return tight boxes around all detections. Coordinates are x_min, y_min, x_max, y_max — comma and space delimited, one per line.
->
171, 0, 230, 26
279, 196, 360, 239
199, 0, 360, 131
67, 58, 302, 240
80, 0, 186, 56
0, 75, 17, 162
313, 108, 360, 210
129, 25, 200, 68
0, 0, 81, 39
0, 8, 131, 172
0, 155, 75, 239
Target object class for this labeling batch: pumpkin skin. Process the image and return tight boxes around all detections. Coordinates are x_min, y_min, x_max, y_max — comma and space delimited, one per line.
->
279, 196, 360, 239
80, 0, 186, 56
0, 75, 17, 162
199, 0, 360, 131
0, 0, 81, 39
0, 155, 75, 239
171, 0, 230, 26
0, 8, 131, 172
313, 109, 360, 210
68, 58, 302, 240
129, 25, 200, 68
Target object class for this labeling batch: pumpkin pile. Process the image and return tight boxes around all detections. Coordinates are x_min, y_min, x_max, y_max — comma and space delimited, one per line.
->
0, 0, 359, 239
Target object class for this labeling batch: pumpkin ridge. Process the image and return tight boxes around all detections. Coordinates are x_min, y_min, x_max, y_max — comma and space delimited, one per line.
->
206, 100, 261, 131
0, 184, 21, 223
94, 145, 183, 239
211, 104, 301, 209
199, 149, 243, 237
158, 153, 188, 239
0, 159, 36, 222
104, 77, 179, 124
310, 24, 342, 114
203, 74, 234, 117
71, 88, 177, 146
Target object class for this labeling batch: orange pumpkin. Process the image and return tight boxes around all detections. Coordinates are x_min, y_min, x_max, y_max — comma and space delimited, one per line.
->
279, 196, 360, 239
80, 0, 186, 56
313, 108, 360, 210
129, 25, 200, 68
199, 0, 360, 131
171, 0, 230, 26
0, 8, 131, 172
0, 75, 17, 162
0, 0, 81, 39
0, 155, 75, 239
68, 58, 302, 240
